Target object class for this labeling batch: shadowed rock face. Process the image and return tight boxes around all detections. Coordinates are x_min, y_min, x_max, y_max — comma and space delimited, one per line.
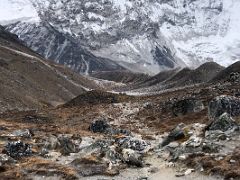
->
6, 22, 125, 75
208, 95, 240, 119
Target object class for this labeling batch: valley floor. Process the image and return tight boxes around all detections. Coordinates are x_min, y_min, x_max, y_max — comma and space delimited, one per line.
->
0, 81, 239, 179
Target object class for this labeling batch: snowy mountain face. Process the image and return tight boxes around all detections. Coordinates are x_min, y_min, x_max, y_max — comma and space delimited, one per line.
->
2, 0, 240, 74
0, 0, 39, 25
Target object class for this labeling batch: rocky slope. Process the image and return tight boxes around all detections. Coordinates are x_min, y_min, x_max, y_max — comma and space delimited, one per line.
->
2, 0, 240, 74
120, 62, 224, 94
0, 25, 99, 112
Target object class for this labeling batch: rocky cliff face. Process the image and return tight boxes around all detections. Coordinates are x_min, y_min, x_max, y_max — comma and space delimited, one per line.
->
3, 0, 240, 74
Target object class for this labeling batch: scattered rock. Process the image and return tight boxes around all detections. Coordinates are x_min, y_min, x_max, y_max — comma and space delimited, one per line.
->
207, 113, 237, 132
148, 167, 159, 173
143, 102, 153, 109
71, 157, 110, 177
43, 134, 80, 155
172, 98, 204, 116
3, 141, 32, 159
175, 173, 185, 177
161, 123, 186, 147
122, 149, 143, 167
10, 129, 33, 138
57, 135, 80, 155
117, 136, 149, 152
208, 95, 240, 119
230, 159, 236, 164
138, 176, 148, 180
229, 72, 240, 83
89, 118, 131, 136
184, 168, 195, 175
89, 119, 110, 133
0, 154, 15, 164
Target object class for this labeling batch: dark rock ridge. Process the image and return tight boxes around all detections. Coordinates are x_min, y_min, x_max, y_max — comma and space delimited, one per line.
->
123, 62, 224, 92
210, 61, 240, 83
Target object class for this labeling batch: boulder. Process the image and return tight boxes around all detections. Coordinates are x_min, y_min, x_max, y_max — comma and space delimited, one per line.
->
89, 118, 131, 136
3, 141, 32, 159
161, 123, 186, 147
0, 154, 15, 164
122, 149, 143, 167
43, 134, 80, 155
116, 137, 149, 152
172, 98, 204, 116
207, 113, 237, 132
208, 95, 240, 119
89, 119, 110, 133
10, 129, 33, 138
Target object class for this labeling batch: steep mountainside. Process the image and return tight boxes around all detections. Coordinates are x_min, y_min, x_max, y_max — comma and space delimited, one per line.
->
2, 0, 240, 75
0, 26, 99, 112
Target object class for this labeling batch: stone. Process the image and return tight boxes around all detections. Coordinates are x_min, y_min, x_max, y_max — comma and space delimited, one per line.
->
167, 142, 180, 149
138, 177, 148, 180
230, 159, 236, 163
208, 95, 240, 119
0, 154, 15, 164
107, 128, 131, 136
43, 134, 80, 155
184, 169, 195, 175
207, 113, 237, 132
122, 149, 143, 167
179, 155, 187, 161
10, 129, 33, 138
57, 135, 79, 155
229, 72, 240, 83
202, 142, 219, 153
71, 157, 109, 176
172, 98, 204, 116
143, 102, 153, 109
3, 141, 32, 159
175, 173, 185, 177
148, 167, 159, 173
89, 119, 110, 133
117, 137, 149, 152
185, 136, 202, 148
161, 123, 186, 147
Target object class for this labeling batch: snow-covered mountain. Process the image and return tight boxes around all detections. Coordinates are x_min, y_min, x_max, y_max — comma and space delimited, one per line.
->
1, 0, 240, 74
0, 0, 39, 25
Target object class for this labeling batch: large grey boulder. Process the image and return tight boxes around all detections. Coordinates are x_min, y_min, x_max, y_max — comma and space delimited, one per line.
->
172, 98, 204, 116
43, 134, 81, 155
208, 95, 240, 119
207, 113, 237, 132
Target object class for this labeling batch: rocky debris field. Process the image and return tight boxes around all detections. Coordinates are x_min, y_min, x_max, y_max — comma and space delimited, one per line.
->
0, 78, 239, 179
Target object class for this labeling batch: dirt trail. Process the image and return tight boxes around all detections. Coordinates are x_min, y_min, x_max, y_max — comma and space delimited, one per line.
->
82, 155, 220, 180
